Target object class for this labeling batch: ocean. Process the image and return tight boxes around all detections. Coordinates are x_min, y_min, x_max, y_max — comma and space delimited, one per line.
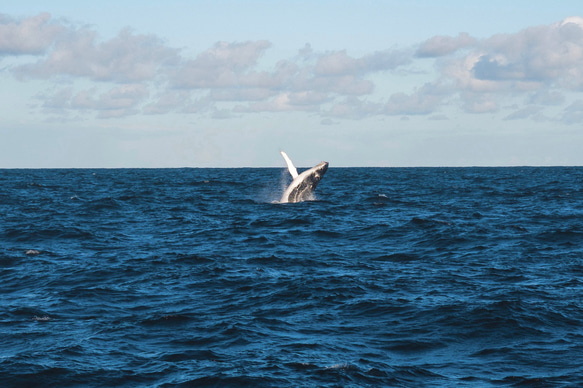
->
1, 167, 583, 387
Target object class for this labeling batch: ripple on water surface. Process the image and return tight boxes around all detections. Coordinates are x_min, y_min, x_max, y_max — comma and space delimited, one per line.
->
1, 167, 583, 387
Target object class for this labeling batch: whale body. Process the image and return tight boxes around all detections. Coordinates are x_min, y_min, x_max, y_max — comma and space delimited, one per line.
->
280, 151, 329, 203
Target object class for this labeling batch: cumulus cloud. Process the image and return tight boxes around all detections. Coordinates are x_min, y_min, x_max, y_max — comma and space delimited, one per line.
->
166, 44, 410, 116
171, 45, 392, 101
170, 41, 271, 89
471, 19, 583, 88
416, 32, 477, 57
413, 16, 583, 121
5, 14, 406, 119
298, 16, 583, 119
5, 13, 583, 123
463, 17, 583, 91
0, 13, 64, 55
314, 50, 361, 75
14, 27, 179, 83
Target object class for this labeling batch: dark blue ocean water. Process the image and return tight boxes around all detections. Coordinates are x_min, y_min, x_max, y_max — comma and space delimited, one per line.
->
1, 167, 583, 387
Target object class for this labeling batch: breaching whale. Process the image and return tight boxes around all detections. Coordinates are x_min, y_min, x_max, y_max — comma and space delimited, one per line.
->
280, 151, 329, 203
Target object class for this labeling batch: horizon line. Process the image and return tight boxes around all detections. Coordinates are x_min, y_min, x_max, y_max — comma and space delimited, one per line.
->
1, 165, 582, 170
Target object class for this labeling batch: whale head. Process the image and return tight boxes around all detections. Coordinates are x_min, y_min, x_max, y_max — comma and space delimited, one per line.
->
309, 161, 329, 186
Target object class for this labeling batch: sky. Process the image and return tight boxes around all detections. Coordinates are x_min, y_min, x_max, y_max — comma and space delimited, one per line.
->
1, 0, 583, 168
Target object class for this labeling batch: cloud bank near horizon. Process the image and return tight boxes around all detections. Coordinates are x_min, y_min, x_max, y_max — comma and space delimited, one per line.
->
2, 13, 583, 124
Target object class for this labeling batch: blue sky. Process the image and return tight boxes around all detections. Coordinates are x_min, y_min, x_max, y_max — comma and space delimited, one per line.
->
1, 1, 583, 167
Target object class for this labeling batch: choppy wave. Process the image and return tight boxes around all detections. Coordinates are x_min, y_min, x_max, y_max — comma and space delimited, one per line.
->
1, 167, 583, 387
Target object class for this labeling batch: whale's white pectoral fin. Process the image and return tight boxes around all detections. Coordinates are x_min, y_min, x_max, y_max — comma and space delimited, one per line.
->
280, 151, 298, 179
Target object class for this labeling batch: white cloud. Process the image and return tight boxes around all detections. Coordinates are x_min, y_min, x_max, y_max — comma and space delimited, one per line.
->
5, 13, 583, 123
314, 50, 361, 75
471, 17, 583, 88
14, 26, 178, 83
171, 44, 387, 104
170, 41, 271, 89
0, 13, 64, 55
170, 44, 409, 115
411, 16, 583, 121
416, 32, 476, 57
